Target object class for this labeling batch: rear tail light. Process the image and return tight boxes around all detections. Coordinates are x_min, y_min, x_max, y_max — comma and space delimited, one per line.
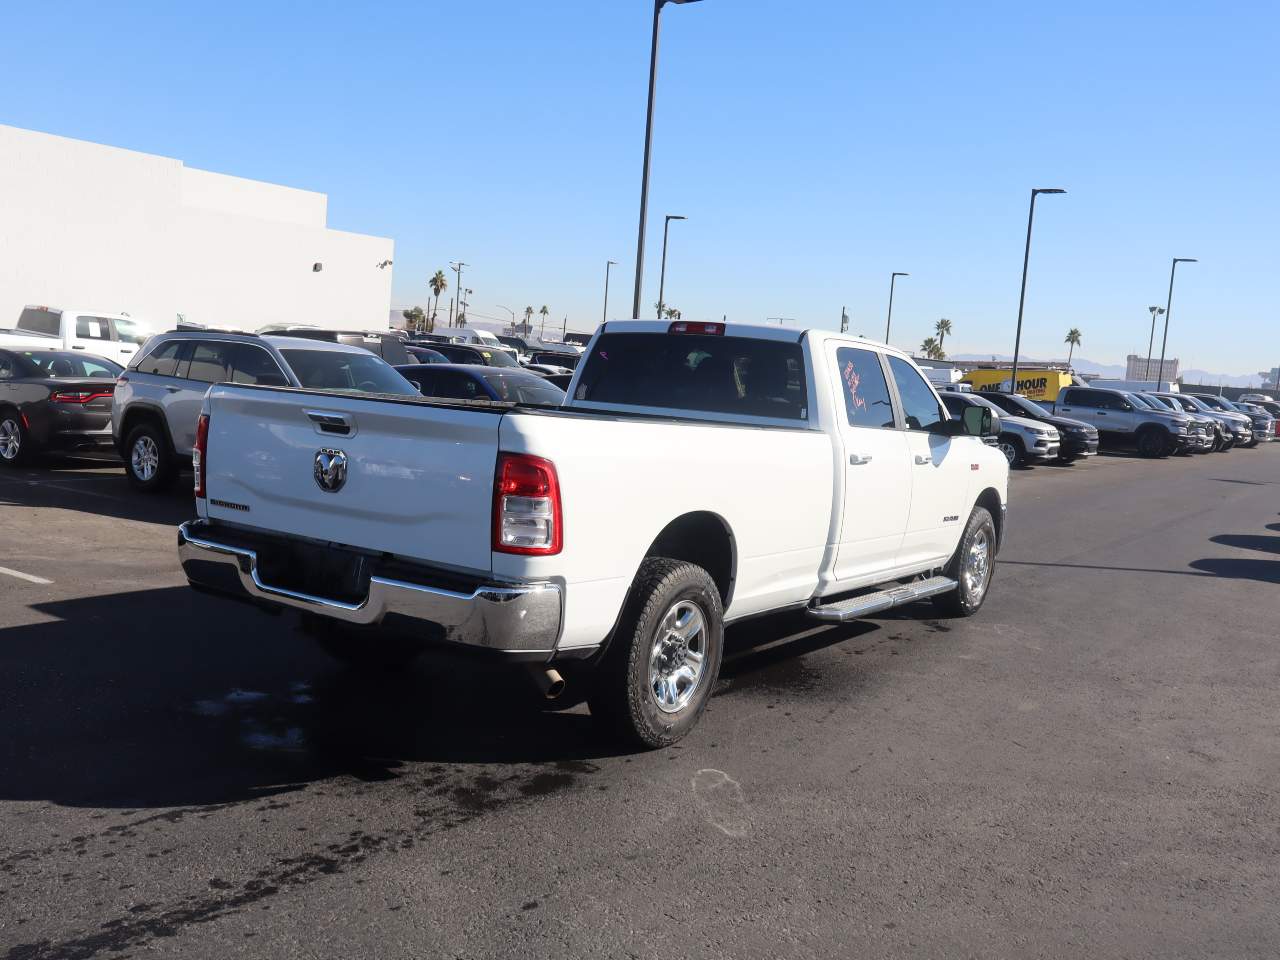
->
51, 389, 114, 404
193, 413, 209, 498
493, 453, 562, 555
668, 321, 724, 336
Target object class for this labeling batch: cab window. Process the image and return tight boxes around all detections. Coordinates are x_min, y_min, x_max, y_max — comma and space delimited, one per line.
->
887, 356, 945, 432
75, 316, 113, 341
835, 347, 895, 428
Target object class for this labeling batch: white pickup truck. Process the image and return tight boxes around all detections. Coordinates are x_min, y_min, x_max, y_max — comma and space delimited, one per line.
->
0, 305, 154, 366
178, 321, 1009, 746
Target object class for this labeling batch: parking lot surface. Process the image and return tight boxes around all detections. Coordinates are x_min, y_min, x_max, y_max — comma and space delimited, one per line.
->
1, 448, 1278, 959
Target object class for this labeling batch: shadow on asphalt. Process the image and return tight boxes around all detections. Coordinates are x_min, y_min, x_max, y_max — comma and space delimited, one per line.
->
0, 589, 891, 810
1210, 533, 1280, 555
0, 454, 193, 527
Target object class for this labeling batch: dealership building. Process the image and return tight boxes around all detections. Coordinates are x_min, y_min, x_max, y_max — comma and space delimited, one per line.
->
0, 124, 393, 335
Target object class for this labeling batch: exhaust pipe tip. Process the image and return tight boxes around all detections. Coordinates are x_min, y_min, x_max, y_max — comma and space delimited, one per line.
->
528, 666, 565, 701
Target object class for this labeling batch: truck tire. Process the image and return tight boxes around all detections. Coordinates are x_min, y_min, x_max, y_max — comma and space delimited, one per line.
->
0, 409, 32, 467
997, 434, 1024, 468
124, 421, 177, 491
1136, 427, 1168, 459
932, 506, 996, 618
589, 558, 724, 749
301, 614, 426, 671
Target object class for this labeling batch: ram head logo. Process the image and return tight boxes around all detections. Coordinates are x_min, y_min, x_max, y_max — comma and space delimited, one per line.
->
313, 448, 348, 493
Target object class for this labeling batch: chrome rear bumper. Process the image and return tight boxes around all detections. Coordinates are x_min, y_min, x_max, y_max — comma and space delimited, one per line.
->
178, 520, 562, 654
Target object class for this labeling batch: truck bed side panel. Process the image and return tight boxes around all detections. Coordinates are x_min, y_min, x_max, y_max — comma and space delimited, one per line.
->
495, 412, 834, 649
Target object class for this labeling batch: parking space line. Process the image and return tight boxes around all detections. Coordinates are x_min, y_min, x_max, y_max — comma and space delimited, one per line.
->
0, 565, 53, 585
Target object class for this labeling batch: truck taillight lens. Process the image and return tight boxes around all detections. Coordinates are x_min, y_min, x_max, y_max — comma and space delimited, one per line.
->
193, 413, 209, 499
493, 453, 562, 555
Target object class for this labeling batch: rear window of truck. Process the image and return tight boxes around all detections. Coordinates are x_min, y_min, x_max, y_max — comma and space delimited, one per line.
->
574, 333, 808, 420
17, 308, 61, 336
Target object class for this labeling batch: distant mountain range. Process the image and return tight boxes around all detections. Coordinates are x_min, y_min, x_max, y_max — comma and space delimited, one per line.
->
948, 353, 1270, 388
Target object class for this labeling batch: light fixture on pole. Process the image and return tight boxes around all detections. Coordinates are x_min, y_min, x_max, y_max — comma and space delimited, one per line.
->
631, 0, 705, 319
1156, 258, 1197, 386
496, 305, 516, 333
449, 261, 467, 327
658, 215, 686, 316
1009, 188, 1066, 392
884, 272, 909, 343
602, 260, 617, 324
1144, 305, 1165, 380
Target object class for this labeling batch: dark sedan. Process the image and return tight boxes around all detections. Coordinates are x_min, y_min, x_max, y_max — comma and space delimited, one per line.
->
404, 345, 449, 364
979, 390, 1099, 463
428, 342, 525, 370
395, 364, 566, 406
0, 349, 123, 465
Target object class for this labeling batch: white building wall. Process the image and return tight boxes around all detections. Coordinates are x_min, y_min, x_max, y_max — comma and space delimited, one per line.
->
0, 124, 392, 334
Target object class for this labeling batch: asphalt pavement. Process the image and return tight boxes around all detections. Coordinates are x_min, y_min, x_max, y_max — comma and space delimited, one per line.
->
1, 446, 1278, 959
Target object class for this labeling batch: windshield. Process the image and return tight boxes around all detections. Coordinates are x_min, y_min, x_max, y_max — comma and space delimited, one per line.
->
1143, 394, 1176, 411
476, 347, 519, 368
1125, 392, 1162, 410
280, 349, 418, 395
575, 333, 808, 421
998, 394, 1049, 418
22, 350, 123, 378
1195, 395, 1229, 411
484, 373, 566, 406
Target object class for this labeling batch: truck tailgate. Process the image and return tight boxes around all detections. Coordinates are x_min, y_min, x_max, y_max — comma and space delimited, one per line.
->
203, 386, 502, 574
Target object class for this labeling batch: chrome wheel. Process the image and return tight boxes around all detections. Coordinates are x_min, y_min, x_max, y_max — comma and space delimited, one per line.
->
0, 418, 20, 461
648, 599, 707, 714
997, 439, 1018, 466
130, 435, 159, 481
962, 528, 991, 601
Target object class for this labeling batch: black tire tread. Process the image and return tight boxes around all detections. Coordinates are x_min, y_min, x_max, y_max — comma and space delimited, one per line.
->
589, 557, 723, 749
932, 505, 996, 618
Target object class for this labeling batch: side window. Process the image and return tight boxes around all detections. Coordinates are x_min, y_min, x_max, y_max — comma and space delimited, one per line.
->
184, 342, 233, 383
135, 341, 185, 377
228, 344, 288, 386
835, 347, 895, 429
941, 394, 967, 419
405, 370, 433, 394
75, 316, 113, 341
1097, 393, 1127, 411
0, 353, 14, 380
887, 356, 945, 432
112, 317, 149, 346
1064, 389, 1096, 408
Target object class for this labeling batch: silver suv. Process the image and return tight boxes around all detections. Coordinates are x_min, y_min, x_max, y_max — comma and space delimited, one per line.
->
112, 331, 416, 491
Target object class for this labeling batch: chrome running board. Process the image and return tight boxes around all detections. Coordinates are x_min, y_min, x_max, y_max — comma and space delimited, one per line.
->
806, 575, 957, 622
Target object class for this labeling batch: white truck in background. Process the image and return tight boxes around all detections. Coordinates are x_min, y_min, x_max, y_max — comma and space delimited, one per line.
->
0, 305, 155, 366
178, 320, 1010, 747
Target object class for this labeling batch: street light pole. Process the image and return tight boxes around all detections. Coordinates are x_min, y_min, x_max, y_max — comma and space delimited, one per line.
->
496, 304, 516, 333
884, 272, 908, 343
1009, 187, 1066, 393
602, 260, 617, 325
631, 0, 703, 319
658, 214, 686, 316
449, 261, 467, 327
1144, 305, 1164, 380
1157, 257, 1197, 387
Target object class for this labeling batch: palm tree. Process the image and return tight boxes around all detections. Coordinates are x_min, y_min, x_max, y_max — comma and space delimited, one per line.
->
920, 336, 942, 360
524, 306, 534, 335
539, 305, 549, 337
1064, 327, 1083, 367
663, 306, 681, 320
429, 271, 447, 331
935, 318, 953, 352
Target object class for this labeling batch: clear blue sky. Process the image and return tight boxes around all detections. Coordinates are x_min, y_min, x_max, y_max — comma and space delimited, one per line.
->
4, 1, 1277, 374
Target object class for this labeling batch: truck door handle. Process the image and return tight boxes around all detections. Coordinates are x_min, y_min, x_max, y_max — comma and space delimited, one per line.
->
72, 345, 86, 350
1097, 412, 1107, 416
914, 454, 931, 465
849, 454, 873, 465
165, 386, 180, 393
